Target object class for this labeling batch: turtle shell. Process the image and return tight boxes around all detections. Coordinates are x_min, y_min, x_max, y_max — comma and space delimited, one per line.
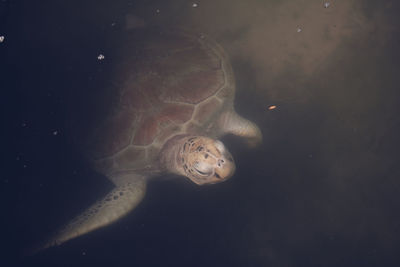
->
73, 29, 235, 175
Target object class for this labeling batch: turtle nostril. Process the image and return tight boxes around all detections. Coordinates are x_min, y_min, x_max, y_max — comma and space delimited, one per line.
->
217, 159, 224, 167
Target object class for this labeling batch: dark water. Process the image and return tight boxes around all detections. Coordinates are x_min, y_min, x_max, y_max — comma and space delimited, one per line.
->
2, 0, 400, 266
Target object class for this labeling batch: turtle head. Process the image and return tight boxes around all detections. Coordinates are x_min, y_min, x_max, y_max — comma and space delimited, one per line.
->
180, 136, 235, 185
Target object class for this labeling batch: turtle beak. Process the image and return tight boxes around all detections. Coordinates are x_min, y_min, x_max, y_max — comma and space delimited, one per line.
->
213, 141, 235, 182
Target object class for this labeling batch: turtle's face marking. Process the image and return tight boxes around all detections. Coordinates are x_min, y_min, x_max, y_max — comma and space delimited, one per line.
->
180, 137, 235, 185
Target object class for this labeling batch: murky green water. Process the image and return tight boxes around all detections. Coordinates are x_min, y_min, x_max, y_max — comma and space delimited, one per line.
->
2, 0, 400, 266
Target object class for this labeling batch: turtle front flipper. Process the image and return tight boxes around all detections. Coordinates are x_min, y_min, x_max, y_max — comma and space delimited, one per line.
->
218, 110, 262, 147
35, 174, 146, 253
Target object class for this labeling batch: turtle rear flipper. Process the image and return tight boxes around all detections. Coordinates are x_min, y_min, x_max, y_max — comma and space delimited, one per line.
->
33, 174, 146, 253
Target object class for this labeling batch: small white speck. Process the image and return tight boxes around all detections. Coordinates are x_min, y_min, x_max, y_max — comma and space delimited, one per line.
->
53, 130, 58, 136
324, 2, 330, 8
23, 164, 27, 168
82, 251, 86, 256
111, 22, 116, 26
21, 122, 27, 127
192, 3, 198, 8
0, 36, 4, 43
97, 54, 105, 60
156, 9, 160, 13
297, 27, 302, 33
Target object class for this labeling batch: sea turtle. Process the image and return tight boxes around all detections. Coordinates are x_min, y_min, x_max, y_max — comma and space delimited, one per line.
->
38, 29, 262, 251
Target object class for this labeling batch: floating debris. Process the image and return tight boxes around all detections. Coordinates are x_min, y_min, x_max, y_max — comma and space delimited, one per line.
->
268, 105, 277, 110
111, 22, 116, 27
53, 130, 58, 136
97, 54, 105, 60
0, 36, 4, 43
297, 28, 302, 33
324, 2, 330, 8
156, 9, 160, 13
192, 3, 198, 8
